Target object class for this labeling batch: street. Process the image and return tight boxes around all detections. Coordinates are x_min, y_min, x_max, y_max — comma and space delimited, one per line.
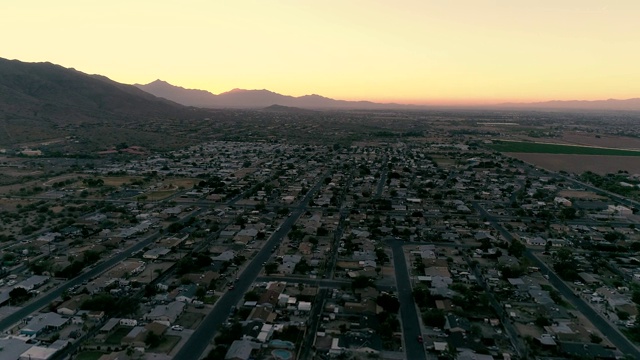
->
173, 172, 328, 360
390, 240, 426, 360
473, 201, 640, 358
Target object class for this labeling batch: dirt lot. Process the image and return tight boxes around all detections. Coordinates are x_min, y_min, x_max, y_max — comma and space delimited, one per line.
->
515, 132, 640, 151
101, 176, 142, 186
561, 133, 640, 150
557, 190, 606, 200
42, 173, 85, 186
146, 190, 176, 200
130, 262, 174, 284
175, 311, 205, 329
0, 197, 34, 211
431, 156, 456, 168
165, 178, 200, 188
515, 322, 543, 338
507, 153, 640, 174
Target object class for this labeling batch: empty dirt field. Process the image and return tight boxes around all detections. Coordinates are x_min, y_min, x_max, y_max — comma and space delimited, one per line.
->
560, 133, 640, 150
100, 176, 142, 186
512, 133, 640, 151
557, 190, 606, 200
507, 153, 640, 174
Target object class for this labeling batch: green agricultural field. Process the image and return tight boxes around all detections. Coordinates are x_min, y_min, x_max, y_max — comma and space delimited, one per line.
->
487, 141, 640, 156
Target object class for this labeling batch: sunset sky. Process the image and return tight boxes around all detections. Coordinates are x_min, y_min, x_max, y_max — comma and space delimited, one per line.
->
2, 0, 639, 105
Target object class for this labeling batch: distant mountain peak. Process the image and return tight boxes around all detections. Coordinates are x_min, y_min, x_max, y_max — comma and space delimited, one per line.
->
149, 79, 170, 85
135, 80, 410, 110
261, 104, 317, 113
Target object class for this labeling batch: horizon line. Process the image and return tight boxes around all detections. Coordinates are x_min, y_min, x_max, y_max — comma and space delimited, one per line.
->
137, 79, 640, 108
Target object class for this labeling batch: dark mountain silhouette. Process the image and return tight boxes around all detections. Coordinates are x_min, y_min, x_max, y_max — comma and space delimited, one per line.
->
135, 80, 410, 110
131, 79, 217, 108
261, 104, 319, 114
0, 58, 192, 126
0, 58, 225, 151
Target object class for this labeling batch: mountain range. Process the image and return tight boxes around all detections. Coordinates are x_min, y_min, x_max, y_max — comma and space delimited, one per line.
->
0, 58, 195, 126
1, 55, 639, 129
136, 79, 640, 112
0, 58, 223, 150
134, 80, 411, 110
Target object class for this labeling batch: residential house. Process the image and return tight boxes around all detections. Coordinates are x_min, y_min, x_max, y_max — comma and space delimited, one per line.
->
19, 346, 58, 360
0, 338, 32, 360
248, 306, 277, 323
444, 314, 471, 333
225, 339, 261, 360
121, 326, 146, 348
57, 294, 89, 316
142, 247, 170, 260
144, 301, 185, 324
21, 312, 69, 337
15, 275, 49, 291
558, 341, 619, 359
336, 331, 382, 355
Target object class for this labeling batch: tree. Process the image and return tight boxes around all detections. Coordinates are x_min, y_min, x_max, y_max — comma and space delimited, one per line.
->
294, 258, 311, 274
351, 275, 374, 290
560, 207, 577, 220
617, 310, 631, 321
376, 293, 400, 313
83, 250, 101, 264
145, 331, 161, 348
264, 262, 278, 275
375, 248, 388, 265
215, 322, 243, 346
508, 239, 526, 258
413, 286, 433, 309
422, 309, 446, 327
196, 286, 207, 299
534, 315, 551, 327
9, 287, 30, 304
604, 231, 625, 242
204, 346, 229, 360
144, 284, 158, 297
244, 290, 260, 302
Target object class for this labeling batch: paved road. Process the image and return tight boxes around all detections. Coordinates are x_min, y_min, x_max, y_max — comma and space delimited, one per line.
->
256, 276, 350, 288
558, 174, 640, 210
0, 231, 161, 332
174, 172, 328, 360
255, 276, 395, 293
299, 288, 328, 360
375, 158, 388, 198
525, 252, 640, 357
390, 240, 426, 360
464, 254, 527, 358
0, 205, 207, 333
473, 202, 640, 358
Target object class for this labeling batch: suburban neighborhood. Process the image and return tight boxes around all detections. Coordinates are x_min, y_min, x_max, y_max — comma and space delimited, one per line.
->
1, 123, 640, 360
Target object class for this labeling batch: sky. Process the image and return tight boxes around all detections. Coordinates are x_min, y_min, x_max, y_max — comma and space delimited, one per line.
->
2, 0, 640, 105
